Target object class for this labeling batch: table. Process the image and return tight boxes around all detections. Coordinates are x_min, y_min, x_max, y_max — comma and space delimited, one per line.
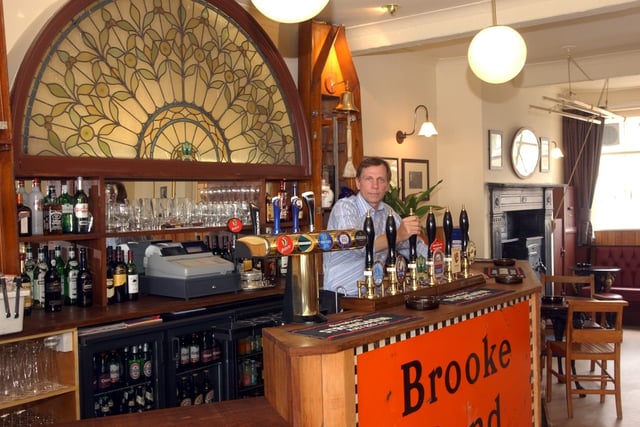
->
574, 264, 621, 293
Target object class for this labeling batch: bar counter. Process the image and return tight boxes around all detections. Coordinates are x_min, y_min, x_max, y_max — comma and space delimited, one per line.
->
263, 260, 542, 426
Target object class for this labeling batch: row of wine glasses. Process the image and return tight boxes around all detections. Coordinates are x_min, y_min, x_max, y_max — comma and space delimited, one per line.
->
0, 336, 61, 401
0, 409, 54, 426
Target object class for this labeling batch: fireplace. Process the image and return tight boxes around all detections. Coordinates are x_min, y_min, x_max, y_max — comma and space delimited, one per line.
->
489, 185, 554, 277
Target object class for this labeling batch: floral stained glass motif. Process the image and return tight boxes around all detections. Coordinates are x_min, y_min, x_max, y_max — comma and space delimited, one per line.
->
22, 0, 297, 165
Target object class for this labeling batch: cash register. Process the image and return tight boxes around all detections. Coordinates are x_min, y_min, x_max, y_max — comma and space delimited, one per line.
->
141, 240, 240, 299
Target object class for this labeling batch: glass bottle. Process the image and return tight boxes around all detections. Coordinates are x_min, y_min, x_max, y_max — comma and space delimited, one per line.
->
113, 247, 127, 303
64, 246, 79, 305
128, 344, 141, 385
179, 335, 189, 370
16, 179, 28, 199
59, 183, 75, 233
106, 246, 116, 304
108, 349, 121, 387
19, 249, 32, 315
77, 247, 93, 307
17, 191, 33, 237
35, 246, 49, 308
278, 179, 289, 221
200, 331, 213, 364
44, 250, 63, 312
202, 370, 214, 403
189, 332, 200, 367
73, 176, 90, 233
54, 245, 66, 299
126, 250, 139, 301
29, 178, 45, 235
192, 373, 203, 405
178, 376, 192, 406
24, 246, 37, 307
44, 185, 63, 235
142, 342, 153, 380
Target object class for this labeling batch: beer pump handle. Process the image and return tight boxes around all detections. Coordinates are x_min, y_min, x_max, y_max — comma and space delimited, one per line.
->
385, 210, 397, 266
272, 196, 281, 235
408, 208, 417, 262
443, 208, 453, 256
291, 197, 301, 233
459, 206, 469, 253
301, 191, 315, 232
426, 209, 436, 258
249, 203, 261, 235
363, 210, 374, 269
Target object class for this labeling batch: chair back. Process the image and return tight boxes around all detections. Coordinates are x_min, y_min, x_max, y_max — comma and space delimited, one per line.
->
566, 299, 626, 349
541, 273, 595, 298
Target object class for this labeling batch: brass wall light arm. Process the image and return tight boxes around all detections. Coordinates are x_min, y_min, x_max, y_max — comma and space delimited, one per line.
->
396, 104, 437, 144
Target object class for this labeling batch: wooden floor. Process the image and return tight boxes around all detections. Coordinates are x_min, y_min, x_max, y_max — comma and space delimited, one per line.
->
544, 327, 640, 427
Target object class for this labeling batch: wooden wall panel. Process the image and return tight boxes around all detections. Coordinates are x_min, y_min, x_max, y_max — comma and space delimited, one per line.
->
594, 230, 640, 246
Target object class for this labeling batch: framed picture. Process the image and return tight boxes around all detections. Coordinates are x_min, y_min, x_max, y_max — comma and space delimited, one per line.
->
539, 137, 550, 172
401, 159, 430, 199
382, 157, 399, 190
488, 129, 503, 170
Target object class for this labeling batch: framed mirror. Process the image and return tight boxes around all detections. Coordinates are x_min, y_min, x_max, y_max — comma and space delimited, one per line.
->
511, 128, 540, 178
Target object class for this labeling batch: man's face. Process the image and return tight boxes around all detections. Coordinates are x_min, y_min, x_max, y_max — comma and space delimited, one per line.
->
356, 164, 389, 208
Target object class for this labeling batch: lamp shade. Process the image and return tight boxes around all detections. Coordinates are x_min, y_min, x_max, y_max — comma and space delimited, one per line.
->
467, 25, 527, 84
418, 121, 438, 137
251, 0, 330, 23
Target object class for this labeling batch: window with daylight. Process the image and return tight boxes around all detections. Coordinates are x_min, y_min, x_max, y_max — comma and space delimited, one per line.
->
591, 116, 640, 230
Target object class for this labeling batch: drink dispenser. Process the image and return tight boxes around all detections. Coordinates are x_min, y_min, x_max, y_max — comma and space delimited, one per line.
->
235, 191, 367, 324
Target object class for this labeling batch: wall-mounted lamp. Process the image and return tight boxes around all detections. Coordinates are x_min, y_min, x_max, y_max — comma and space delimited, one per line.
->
251, 0, 329, 24
467, 0, 527, 84
395, 104, 437, 144
551, 141, 564, 159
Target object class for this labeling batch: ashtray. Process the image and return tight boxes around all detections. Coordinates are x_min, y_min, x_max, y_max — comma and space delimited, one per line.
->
541, 295, 565, 304
493, 258, 516, 267
405, 295, 440, 311
495, 274, 523, 284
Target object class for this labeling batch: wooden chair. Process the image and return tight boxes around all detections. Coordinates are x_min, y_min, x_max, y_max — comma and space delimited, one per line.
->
546, 299, 627, 419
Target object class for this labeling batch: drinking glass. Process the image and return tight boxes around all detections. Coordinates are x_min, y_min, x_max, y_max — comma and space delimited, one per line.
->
42, 335, 60, 390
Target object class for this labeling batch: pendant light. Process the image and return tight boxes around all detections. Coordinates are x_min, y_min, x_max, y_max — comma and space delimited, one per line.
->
251, 0, 330, 24
467, 0, 527, 84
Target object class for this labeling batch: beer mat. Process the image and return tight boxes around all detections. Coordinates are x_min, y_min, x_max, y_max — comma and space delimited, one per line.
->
291, 313, 420, 340
484, 266, 525, 278
439, 287, 515, 306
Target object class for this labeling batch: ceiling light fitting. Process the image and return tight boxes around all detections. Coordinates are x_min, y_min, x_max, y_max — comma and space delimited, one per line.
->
251, 0, 330, 24
467, 0, 527, 84
382, 4, 399, 16
395, 105, 437, 144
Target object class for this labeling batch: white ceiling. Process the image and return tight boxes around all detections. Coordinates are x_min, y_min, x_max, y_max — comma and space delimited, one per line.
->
312, 0, 640, 91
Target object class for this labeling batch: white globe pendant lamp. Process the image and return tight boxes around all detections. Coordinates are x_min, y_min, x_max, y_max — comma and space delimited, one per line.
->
251, 0, 330, 24
467, 1, 527, 84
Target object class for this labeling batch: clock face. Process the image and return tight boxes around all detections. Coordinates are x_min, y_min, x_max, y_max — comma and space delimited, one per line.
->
21, 0, 297, 166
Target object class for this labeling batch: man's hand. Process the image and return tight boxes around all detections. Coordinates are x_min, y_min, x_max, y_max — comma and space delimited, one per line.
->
397, 215, 421, 243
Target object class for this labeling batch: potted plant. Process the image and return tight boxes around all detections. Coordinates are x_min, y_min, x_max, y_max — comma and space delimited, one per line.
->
383, 179, 444, 219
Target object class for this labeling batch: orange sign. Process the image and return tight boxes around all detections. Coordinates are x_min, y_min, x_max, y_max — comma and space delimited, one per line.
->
357, 301, 532, 426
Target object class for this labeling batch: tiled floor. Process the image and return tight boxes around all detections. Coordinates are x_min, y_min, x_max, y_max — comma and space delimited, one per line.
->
544, 326, 640, 427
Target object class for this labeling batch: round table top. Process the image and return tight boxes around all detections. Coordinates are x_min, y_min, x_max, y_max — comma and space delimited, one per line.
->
572, 265, 621, 273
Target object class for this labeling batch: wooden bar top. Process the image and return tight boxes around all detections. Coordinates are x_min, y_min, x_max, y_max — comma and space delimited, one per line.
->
264, 261, 541, 357
5, 284, 284, 340
52, 397, 288, 427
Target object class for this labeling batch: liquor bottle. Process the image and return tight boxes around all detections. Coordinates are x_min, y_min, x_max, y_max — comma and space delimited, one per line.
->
44, 185, 63, 235
59, 183, 75, 233
54, 245, 66, 299
135, 385, 146, 412
126, 250, 139, 301
179, 335, 189, 370
202, 370, 214, 403
212, 336, 222, 362
106, 246, 116, 304
64, 246, 79, 305
189, 332, 200, 367
35, 246, 48, 309
142, 342, 153, 380
44, 250, 63, 312
113, 247, 127, 303
16, 179, 28, 199
128, 344, 141, 385
278, 179, 289, 221
17, 192, 33, 237
144, 384, 154, 411
77, 247, 93, 307
200, 331, 213, 364
19, 249, 33, 315
98, 353, 111, 391
192, 373, 203, 405
108, 349, 122, 387
24, 246, 37, 308
178, 376, 192, 406
29, 178, 45, 235
73, 176, 91, 233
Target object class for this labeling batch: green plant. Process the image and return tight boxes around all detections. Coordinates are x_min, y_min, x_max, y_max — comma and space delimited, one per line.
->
383, 179, 444, 219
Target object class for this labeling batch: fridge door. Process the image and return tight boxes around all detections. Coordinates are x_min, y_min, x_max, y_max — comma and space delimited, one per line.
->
78, 322, 166, 418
